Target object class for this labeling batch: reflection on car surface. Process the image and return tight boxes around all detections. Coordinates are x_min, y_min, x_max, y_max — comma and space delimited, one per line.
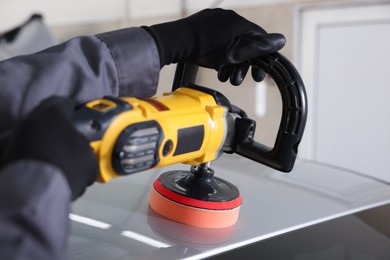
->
68, 155, 390, 260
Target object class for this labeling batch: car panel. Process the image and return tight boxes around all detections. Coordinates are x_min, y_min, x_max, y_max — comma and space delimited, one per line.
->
207, 203, 390, 260
68, 154, 390, 259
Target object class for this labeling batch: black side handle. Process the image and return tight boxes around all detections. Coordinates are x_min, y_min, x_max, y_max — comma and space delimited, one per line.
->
172, 53, 307, 172
235, 53, 307, 172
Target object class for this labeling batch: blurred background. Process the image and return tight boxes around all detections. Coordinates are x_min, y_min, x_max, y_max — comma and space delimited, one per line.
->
1, 0, 389, 182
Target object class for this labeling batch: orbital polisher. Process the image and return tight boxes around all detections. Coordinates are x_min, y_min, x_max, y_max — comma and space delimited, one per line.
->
0, 53, 307, 228
70, 52, 307, 228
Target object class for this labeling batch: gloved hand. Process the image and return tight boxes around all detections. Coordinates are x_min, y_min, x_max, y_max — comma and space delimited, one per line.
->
142, 8, 286, 85
0, 97, 98, 201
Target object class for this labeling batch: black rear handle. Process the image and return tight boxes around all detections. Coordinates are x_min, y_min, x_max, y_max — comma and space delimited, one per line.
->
173, 53, 308, 172
237, 53, 307, 172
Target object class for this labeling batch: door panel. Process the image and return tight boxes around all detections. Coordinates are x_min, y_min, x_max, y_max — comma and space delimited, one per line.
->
298, 4, 390, 182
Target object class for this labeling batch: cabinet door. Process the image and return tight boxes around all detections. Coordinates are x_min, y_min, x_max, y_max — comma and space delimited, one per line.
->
298, 4, 390, 182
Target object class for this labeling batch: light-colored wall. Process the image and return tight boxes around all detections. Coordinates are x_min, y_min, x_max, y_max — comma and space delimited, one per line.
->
0, 0, 319, 32
0, 0, 380, 32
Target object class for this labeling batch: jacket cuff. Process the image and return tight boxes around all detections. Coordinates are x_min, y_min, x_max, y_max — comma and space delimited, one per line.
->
97, 27, 160, 98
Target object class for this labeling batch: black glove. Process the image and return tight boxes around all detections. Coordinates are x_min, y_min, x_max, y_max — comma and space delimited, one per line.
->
0, 97, 98, 201
143, 8, 286, 85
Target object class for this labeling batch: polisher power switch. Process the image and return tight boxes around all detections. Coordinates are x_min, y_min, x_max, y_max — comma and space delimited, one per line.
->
73, 96, 133, 142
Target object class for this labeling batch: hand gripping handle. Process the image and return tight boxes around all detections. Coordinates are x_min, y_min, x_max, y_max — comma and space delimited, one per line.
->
235, 53, 307, 172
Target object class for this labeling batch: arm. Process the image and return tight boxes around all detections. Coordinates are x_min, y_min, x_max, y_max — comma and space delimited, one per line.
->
0, 161, 70, 260
0, 27, 160, 133
0, 97, 98, 259
0, 9, 285, 135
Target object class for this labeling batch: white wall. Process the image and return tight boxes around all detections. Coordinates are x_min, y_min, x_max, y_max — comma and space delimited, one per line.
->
297, 3, 390, 182
0, 0, 276, 31
0, 0, 341, 32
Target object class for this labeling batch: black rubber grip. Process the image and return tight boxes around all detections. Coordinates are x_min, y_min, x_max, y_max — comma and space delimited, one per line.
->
172, 53, 308, 172
233, 53, 308, 172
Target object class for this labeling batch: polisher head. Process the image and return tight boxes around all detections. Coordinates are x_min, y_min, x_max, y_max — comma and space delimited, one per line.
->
149, 165, 242, 228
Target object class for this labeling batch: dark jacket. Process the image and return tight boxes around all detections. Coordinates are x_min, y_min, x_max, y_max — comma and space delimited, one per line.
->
0, 27, 160, 260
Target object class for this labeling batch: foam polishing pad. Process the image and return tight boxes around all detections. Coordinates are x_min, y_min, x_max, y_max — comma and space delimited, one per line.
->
149, 165, 242, 228
147, 207, 236, 247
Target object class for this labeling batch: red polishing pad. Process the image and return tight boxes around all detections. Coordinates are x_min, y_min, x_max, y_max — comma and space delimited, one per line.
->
147, 206, 236, 247
149, 167, 242, 229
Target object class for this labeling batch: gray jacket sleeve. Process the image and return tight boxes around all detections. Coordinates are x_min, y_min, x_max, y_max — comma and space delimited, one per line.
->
0, 27, 160, 133
0, 160, 71, 260
0, 27, 160, 258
